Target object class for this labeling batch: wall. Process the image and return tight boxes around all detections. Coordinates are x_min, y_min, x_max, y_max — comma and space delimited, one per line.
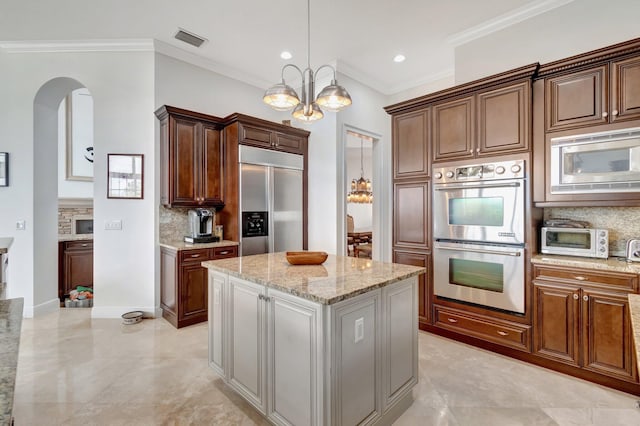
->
455, 0, 640, 83
0, 48, 156, 317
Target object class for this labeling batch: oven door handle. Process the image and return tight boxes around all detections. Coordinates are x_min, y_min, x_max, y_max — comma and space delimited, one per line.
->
435, 182, 521, 191
437, 246, 522, 257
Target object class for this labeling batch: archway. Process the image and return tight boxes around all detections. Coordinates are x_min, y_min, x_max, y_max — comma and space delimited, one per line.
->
33, 77, 92, 315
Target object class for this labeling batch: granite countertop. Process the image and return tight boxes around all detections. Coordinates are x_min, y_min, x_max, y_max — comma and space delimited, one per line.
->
628, 294, 640, 374
58, 234, 93, 242
160, 240, 239, 251
202, 252, 426, 305
531, 254, 640, 274
0, 238, 13, 255
0, 298, 24, 425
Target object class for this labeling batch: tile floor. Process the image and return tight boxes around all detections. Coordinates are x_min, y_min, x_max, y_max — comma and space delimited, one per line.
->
13, 309, 640, 425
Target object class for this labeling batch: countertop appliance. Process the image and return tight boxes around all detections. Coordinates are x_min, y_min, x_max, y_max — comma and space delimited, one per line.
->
432, 157, 527, 314
541, 227, 608, 259
627, 239, 640, 262
185, 208, 216, 243
240, 145, 303, 256
550, 126, 640, 194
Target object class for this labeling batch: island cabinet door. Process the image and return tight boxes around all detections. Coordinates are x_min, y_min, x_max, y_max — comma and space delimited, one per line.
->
208, 271, 227, 377
227, 277, 268, 414
266, 289, 323, 426
381, 277, 418, 410
330, 290, 382, 426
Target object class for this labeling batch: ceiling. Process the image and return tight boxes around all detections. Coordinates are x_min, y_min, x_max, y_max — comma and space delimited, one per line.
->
0, 0, 574, 95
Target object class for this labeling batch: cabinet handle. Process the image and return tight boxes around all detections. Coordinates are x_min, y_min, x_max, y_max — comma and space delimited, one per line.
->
258, 294, 264, 300
602, 111, 608, 118
573, 293, 579, 300
219, 251, 229, 255
612, 110, 619, 116
497, 331, 508, 336
574, 276, 587, 281
190, 254, 201, 258
469, 150, 473, 154
265, 296, 271, 302
583, 295, 589, 301
476, 148, 480, 153
447, 318, 458, 323
81, 244, 88, 247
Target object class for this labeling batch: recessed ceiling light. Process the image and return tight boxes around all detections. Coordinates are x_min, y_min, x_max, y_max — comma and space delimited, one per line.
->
393, 54, 406, 63
280, 51, 292, 60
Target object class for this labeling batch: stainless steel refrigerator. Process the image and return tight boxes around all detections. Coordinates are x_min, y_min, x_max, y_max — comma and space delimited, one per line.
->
239, 145, 303, 256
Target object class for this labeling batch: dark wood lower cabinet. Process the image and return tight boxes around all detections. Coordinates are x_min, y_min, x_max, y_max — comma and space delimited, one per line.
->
58, 240, 93, 301
160, 244, 238, 328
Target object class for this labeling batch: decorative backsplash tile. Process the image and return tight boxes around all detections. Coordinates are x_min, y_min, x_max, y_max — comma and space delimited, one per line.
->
58, 207, 93, 235
544, 207, 640, 256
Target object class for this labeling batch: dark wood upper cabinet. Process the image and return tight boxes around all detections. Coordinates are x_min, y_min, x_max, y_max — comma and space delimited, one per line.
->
545, 65, 608, 132
432, 96, 474, 162
611, 56, 640, 123
393, 110, 430, 180
477, 81, 530, 155
155, 106, 225, 208
237, 120, 305, 155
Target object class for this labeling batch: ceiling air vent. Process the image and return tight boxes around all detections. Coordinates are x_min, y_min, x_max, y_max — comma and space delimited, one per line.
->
174, 28, 207, 48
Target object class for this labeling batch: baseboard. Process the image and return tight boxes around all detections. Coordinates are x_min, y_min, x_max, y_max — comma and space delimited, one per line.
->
91, 305, 161, 319
24, 298, 60, 317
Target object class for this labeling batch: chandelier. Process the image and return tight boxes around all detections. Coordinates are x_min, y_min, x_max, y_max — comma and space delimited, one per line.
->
262, 0, 352, 122
347, 138, 373, 204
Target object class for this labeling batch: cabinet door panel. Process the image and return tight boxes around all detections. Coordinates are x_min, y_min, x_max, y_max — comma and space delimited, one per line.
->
202, 124, 223, 204
612, 56, 640, 123
274, 133, 304, 154
533, 283, 580, 366
478, 82, 529, 155
432, 97, 474, 161
240, 124, 273, 148
582, 289, 636, 381
545, 66, 608, 131
228, 279, 267, 413
180, 264, 208, 319
393, 110, 429, 179
393, 181, 429, 250
65, 248, 93, 294
269, 290, 321, 426
172, 118, 198, 203
392, 250, 430, 325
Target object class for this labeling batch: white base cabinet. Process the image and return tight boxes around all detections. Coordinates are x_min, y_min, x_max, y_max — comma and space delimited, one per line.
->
209, 271, 418, 426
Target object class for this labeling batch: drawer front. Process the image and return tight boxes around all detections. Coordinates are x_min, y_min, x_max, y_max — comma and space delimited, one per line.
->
533, 265, 638, 292
180, 248, 211, 263
65, 240, 93, 250
213, 245, 238, 259
434, 306, 531, 352
274, 133, 303, 154
239, 124, 273, 147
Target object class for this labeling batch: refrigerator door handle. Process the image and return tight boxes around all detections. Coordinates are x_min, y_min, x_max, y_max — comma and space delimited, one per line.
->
267, 166, 275, 253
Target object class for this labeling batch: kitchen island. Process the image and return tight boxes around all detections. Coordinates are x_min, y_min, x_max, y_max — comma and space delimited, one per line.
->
202, 252, 425, 426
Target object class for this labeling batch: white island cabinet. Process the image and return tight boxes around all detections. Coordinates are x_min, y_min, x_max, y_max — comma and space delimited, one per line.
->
203, 252, 425, 426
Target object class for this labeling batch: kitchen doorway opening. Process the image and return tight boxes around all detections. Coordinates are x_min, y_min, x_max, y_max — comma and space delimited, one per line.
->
340, 126, 383, 261
33, 78, 95, 315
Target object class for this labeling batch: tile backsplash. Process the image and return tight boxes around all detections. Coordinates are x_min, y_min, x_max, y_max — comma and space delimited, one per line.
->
58, 207, 93, 235
544, 207, 640, 256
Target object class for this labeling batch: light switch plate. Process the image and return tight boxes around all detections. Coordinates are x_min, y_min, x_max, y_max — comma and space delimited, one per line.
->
355, 317, 364, 343
105, 220, 122, 230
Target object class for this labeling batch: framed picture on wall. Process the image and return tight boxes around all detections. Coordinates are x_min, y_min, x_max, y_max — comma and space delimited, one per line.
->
65, 89, 94, 181
0, 152, 8, 187
107, 154, 144, 199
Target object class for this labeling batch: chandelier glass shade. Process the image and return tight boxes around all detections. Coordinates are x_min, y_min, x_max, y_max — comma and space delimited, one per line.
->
262, 0, 352, 122
347, 138, 373, 204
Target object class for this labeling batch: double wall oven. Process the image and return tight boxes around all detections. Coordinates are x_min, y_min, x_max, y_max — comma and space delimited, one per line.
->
433, 158, 527, 314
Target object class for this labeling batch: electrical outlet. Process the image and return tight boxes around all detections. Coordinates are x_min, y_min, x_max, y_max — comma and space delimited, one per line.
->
355, 317, 364, 343
105, 220, 122, 230
16, 220, 25, 230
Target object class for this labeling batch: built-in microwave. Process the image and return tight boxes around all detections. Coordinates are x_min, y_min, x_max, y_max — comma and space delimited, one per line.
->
550, 127, 640, 194
541, 227, 609, 259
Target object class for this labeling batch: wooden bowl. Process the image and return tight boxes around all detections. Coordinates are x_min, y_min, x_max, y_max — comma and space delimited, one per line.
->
286, 251, 328, 265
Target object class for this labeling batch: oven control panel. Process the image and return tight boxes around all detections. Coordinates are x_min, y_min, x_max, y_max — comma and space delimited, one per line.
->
433, 159, 525, 183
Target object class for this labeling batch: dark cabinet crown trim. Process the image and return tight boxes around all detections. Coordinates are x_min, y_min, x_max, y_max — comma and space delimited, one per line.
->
537, 37, 640, 78
384, 63, 539, 115
223, 113, 310, 139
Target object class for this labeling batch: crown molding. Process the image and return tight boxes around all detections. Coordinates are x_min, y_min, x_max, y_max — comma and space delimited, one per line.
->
446, 0, 576, 47
0, 39, 154, 53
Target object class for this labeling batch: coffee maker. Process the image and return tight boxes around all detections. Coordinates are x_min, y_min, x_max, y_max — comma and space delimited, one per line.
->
184, 208, 217, 243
